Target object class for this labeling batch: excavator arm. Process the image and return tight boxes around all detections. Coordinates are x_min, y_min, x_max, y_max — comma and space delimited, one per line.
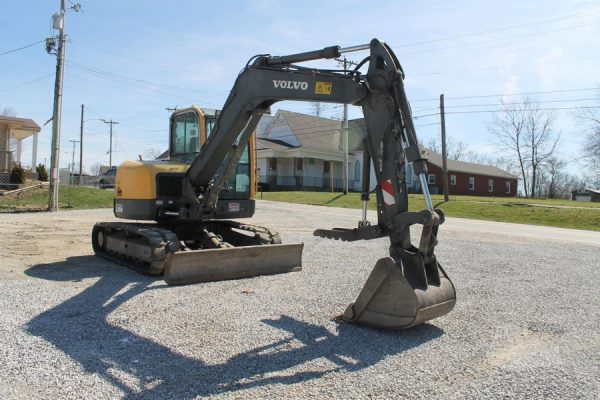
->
177, 39, 455, 329
180, 46, 367, 219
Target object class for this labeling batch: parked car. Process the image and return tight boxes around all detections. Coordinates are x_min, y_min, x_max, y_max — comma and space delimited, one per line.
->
95, 167, 117, 189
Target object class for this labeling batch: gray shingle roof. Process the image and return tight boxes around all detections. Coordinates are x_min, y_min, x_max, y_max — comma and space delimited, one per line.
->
347, 117, 517, 179
261, 110, 342, 152
256, 137, 297, 151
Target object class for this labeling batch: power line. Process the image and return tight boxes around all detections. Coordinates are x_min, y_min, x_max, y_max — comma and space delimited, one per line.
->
69, 39, 175, 70
412, 97, 600, 113
0, 39, 44, 56
394, 8, 600, 49
117, 122, 166, 132
65, 60, 223, 96
412, 87, 600, 102
409, 56, 597, 77
414, 105, 599, 118
0, 73, 54, 93
64, 71, 204, 106
445, 105, 598, 115
397, 21, 600, 57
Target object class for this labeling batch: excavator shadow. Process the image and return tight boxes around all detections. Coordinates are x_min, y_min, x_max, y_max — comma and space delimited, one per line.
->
25, 257, 443, 398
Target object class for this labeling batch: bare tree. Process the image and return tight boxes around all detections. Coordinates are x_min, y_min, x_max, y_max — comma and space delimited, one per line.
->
537, 157, 579, 199
488, 97, 559, 198
1, 105, 18, 152
1, 106, 16, 117
581, 109, 600, 159
310, 102, 325, 117
143, 148, 163, 160
448, 139, 468, 161
89, 162, 102, 176
575, 92, 600, 181
426, 137, 469, 160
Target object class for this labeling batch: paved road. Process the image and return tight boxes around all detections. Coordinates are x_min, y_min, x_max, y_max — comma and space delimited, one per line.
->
0, 202, 598, 399
256, 200, 600, 246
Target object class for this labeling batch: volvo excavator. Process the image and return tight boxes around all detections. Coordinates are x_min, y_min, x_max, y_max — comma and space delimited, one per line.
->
92, 38, 456, 329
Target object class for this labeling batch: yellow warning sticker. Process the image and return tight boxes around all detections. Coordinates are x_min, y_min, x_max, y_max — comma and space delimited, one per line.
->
315, 81, 332, 95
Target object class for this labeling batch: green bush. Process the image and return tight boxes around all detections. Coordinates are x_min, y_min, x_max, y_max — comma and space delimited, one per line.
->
9, 164, 25, 184
36, 163, 48, 181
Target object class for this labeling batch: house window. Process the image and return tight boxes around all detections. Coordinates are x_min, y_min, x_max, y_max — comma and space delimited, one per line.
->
354, 160, 361, 182
269, 158, 277, 171
428, 174, 436, 184
506, 181, 511, 194
469, 177, 475, 190
296, 158, 303, 171
323, 161, 330, 173
450, 175, 456, 185
488, 179, 494, 192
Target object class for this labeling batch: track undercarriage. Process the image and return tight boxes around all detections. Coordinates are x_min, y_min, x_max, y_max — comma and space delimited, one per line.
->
91, 220, 303, 283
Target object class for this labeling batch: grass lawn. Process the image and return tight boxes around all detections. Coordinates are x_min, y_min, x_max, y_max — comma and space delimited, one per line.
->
258, 191, 600, 232
2, 184, 599, 231
0, 185, 114, 212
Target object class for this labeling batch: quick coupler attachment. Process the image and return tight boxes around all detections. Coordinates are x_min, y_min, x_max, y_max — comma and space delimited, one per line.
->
343, 251, 456, 329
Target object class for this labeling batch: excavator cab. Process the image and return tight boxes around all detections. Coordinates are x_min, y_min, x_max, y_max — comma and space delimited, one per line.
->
168, 107, 255, 219
112, 107, 255, 221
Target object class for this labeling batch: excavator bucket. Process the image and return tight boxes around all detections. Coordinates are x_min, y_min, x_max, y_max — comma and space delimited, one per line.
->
343, 252, 456, 329
164, 243, 303, 285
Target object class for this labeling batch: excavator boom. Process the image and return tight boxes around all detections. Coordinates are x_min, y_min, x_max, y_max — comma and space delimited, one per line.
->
170, 39, 456, 329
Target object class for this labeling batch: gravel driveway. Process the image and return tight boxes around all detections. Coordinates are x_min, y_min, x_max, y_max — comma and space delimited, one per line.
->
0, 201, 598, 399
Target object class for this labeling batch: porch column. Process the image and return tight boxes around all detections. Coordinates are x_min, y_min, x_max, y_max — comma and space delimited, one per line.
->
16, 139, 22, 164
32, 133, 38, 169
0, 127, 8, 171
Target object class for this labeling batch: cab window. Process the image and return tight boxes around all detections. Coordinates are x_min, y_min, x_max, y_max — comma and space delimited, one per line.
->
171, 111, 199, 159
205, 116, 217, 138
221, 144, 251, 199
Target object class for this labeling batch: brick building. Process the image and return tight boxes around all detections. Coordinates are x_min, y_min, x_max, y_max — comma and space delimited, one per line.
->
424, 152, 518, 197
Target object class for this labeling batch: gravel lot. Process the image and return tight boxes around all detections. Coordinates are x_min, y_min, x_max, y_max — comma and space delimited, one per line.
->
1, 200, 599, 399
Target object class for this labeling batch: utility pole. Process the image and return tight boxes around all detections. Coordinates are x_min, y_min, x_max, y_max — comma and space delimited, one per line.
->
79, 104, 84, 184
46, 0, 80, 209
47, 0, 66, 211
68, 140, 79, 207
69, 140, 79, 173
336, 56, 359, 195
101, 119, 119, 167
440, 94, 449, 202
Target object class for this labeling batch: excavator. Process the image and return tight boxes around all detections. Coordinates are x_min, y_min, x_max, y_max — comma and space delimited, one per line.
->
92, 38, 456, 329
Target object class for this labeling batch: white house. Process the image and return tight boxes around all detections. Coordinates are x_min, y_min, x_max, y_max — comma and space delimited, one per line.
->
256, 110, 355, 191
0, 115, 41, 173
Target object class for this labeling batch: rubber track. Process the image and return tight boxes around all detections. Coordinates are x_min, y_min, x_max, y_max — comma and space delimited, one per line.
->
92, 220, 283, 275
92, 222, 180, 275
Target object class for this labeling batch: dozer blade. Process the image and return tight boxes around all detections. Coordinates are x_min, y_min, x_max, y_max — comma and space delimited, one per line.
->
164, 243, 303, 285
344, 256, 456, 329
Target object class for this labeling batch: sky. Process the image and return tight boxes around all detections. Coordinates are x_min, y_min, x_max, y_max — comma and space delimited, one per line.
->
1, 0, 599, 175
